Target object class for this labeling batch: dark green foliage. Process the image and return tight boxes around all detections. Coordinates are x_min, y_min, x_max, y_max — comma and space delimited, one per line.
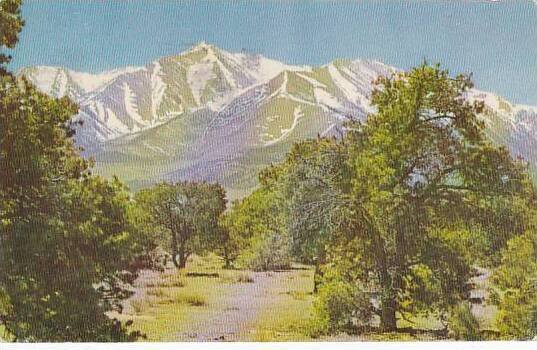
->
309, 279, 372, 337
448, 302, 482, 340
490, 233, 537, 339
0, 75, 146, 341
134, 181, 227, 268
0, 8, 150, 339
0, 0, 23, 71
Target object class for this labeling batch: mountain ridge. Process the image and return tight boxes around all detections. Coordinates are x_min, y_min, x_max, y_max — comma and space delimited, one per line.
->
19, 43, 537, 199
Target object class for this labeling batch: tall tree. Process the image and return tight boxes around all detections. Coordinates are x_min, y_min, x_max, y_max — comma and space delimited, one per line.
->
0, 0, 23, 73
135, 181, 226, 268
0, 75, 147, 341
0, 4, 147, 340
280, 65, 532, 332
346, 65, 530, 331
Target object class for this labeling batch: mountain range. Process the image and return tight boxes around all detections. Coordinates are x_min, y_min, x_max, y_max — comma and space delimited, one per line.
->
19, 43, 537, 199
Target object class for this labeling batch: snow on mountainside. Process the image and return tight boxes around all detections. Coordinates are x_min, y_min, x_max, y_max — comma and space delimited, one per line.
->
19, 43, 537, 198
20, 43, 303, 148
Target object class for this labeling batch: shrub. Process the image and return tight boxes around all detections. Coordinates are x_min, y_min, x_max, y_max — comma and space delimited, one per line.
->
448, 302, 482, 340
146, 279, 186, 288
175, 293, 207, 306
220, 272, 255, 284
235, 273, 255, 283
130, 299, 154, 314
239, 232, 292, 271
309, 280, 372, 337
146, 288, 167, 298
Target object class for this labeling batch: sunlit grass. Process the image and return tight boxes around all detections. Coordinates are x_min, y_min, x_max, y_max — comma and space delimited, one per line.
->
116, 254, 264, 341
248, 267, 315, 341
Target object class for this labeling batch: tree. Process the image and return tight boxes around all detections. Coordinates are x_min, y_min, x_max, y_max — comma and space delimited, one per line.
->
135, 181, 226, 268
280, 64, 532, 332
0, 5, 150, 339
344, 65, 530, 331
490, 233, 537, 339
0, 0, 23, 72
223, 178, 292, 271
275, 137, 350, 290
0, 75, 147, 341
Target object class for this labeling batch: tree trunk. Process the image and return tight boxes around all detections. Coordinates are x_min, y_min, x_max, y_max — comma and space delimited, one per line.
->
380, 292, 397, 332
377, 244, 398, 332
171, 253, 179, 268
313, 263, 321, 293
171, 233, 179, 268
177, 250, 188, 269
312, 250, 326, 293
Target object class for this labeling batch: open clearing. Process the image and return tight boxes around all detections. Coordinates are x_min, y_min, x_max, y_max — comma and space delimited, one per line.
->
110, 254, 314, 341
109, 254, 496, 341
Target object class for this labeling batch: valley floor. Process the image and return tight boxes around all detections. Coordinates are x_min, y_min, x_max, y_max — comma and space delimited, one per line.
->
111, 254, 494, 342
111, 254, 314, 341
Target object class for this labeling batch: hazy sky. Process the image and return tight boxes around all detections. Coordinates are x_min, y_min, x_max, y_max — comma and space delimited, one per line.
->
8, 0, 537, 105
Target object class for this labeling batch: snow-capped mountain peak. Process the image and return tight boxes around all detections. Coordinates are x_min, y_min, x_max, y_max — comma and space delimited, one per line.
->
19, 44, 537, 196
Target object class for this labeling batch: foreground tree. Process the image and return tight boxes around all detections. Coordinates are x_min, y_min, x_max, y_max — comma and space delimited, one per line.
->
0, 75, 148, 341
0, 5, 148, 340
349, 65, 531, 331
135, 181, 226, 268
0, 0, 23, 73
278, 64, 532, 332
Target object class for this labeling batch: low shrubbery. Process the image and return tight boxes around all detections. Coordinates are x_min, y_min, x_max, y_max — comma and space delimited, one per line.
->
308, 280, 372, 337
448, 302, 482, 340
238, 233, 292, 271
174, 293, 207, 306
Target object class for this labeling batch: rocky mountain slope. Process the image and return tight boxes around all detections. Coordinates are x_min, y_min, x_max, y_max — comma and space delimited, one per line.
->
19, 43, 537, 199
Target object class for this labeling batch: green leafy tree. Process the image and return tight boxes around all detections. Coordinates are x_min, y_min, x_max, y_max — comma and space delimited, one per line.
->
223, 180, 292, 271
490, 233, 537, 339
345, 65, 530, 331
135, 181, 227, 268
0, 75, 147, 341
0, 0, 23, 72
0, 6, 149, 340
275, 137, 350, 289
279, 64, 531, 332
217, 211, 247, 268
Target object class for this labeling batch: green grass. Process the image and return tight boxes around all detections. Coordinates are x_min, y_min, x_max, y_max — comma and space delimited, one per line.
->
112, 255, 478, 342
112, 254, 268, 341
146, 288, 168, 298
220, 271, 255, 284
248, 267, 315, 341
174, 293, 207, 306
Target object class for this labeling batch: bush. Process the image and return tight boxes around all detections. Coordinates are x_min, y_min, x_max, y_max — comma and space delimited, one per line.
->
448, 302, 482, 340
174, 293, 207, 306
146, 278, 186, 288
238, 232, 292, 271
235, 273, 255, 283
146, 288, 167, 298
309, 280, 372, 337
130, 299, 154, 314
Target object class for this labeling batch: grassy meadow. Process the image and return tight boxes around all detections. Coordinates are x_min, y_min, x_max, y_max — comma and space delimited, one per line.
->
109, 254, 498, 342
